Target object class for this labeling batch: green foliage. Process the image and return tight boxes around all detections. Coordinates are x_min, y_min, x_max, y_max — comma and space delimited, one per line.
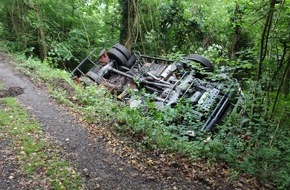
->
157, 1, 203, 52
210, 80, 290, 189
136, 0, 237, 55
0, 0, 121, 68
48, 41, 75, 63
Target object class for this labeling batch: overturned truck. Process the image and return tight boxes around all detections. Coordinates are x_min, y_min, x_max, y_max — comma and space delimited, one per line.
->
72, 44, 242, 133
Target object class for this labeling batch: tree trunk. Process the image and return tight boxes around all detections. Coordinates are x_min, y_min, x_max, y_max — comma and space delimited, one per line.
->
257, 0, 276, 81
23, 0, 47, 61
271, 51, 290, 115
282, 63, 290, 97
231, 2, 241, 60
119, 0, 138, 51
36, 7, 47, 61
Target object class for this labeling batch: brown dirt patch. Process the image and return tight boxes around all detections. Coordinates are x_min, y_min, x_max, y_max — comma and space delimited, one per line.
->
0, 87, 24, 98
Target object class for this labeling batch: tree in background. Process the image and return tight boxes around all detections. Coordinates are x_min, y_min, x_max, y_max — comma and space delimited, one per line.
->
119, 0, 138, 51
0, 0, 120, 67
128, 0, 238, 55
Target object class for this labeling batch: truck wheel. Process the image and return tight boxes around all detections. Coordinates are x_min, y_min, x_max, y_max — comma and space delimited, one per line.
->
113, 43, 131, 60
125, 55, 137, 68
107, 48, 128, 66
185, 54, 214, 72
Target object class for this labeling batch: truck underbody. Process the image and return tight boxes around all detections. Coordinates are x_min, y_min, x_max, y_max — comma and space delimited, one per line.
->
72, 44, 242, 135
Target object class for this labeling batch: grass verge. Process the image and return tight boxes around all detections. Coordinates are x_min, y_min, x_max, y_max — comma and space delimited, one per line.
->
0, 96, 84, 189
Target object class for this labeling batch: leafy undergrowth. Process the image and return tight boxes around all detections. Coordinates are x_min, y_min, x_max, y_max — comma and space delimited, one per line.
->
12, 54, 288, 189
0, 96, 84, 189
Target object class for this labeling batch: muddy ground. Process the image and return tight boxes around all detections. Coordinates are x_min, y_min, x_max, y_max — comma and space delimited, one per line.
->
0, 53, 270, 190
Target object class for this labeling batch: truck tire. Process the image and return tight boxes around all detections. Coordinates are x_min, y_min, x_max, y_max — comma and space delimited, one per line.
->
185, 54, 214, 72
125, 55, 137, 68
107, 48, 128, 66
113, 43, 131, 60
